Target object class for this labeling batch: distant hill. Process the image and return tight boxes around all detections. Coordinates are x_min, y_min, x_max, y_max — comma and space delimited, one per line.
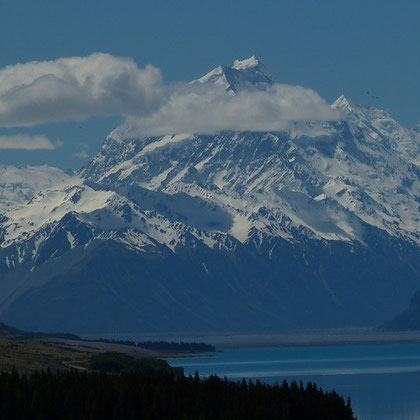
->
0, 321, 24, 337
0, 320, 215, 354
380, 291, 420, 331
0, 321, 81, 340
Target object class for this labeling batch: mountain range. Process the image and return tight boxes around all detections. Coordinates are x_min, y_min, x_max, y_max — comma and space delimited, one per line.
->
0, 57, 419, 334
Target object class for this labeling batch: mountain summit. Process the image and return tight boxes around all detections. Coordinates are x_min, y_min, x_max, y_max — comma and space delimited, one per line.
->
0, 59, 419, 334
232, 55, 261, 69
331, 94, 354, 112
193, 55, 275, 93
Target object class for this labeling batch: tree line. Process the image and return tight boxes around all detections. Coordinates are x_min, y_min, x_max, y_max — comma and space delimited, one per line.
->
93, 339, 216, 353
0, 368, 355, 420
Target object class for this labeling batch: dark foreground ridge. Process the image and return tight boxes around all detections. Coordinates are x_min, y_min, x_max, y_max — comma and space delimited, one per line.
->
0, 369, 355, 420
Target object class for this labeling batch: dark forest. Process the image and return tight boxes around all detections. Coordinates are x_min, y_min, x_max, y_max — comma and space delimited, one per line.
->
0, 369, 355, 420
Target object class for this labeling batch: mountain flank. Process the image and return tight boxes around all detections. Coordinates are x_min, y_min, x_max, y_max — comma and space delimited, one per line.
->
380, 291, 420, 331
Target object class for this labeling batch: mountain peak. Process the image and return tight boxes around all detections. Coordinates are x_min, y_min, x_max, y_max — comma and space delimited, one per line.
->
331, 94, 354, 112
232, 55, 260, 70
193, 55, 275, 94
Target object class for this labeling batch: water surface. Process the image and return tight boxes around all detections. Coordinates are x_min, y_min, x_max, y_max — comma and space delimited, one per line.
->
167, 343, 420, 420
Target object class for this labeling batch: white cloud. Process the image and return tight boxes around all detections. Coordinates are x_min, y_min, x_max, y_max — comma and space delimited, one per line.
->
0, 134, 57, 150
0, 53, 339, 138
0, 53, 163, 127
120, 82, 339, 136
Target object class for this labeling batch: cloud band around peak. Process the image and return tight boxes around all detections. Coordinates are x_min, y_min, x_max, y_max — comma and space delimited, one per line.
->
0, 53, 339, 139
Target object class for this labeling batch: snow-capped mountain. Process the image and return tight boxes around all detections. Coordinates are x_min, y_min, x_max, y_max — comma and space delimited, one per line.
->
192, 55, 275, 93
0, 57, 419, 334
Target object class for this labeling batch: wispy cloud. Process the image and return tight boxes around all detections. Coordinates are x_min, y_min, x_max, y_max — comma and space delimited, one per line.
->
0, 134, 57, 150
73, 143, 89, 159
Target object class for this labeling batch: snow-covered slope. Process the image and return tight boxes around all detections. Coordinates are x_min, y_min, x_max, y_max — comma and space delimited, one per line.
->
0, 165, 75, 212
332, 95, 420, 166
0, 57, 419, 334
83, 120, 420, 246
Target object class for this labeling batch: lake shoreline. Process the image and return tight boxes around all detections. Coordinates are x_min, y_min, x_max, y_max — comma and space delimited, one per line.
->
84, 328, 420, 351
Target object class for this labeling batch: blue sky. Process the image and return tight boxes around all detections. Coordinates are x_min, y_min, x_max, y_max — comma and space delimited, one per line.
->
0, 0, 419, 169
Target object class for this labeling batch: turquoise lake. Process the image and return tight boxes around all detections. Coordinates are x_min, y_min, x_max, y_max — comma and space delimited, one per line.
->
167, 343, 420, 420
